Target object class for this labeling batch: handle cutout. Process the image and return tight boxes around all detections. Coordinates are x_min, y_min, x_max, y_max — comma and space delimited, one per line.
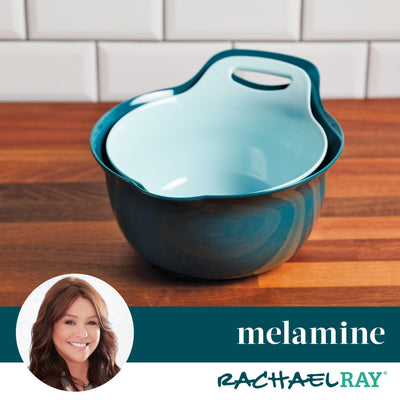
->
232, 69, 291, 91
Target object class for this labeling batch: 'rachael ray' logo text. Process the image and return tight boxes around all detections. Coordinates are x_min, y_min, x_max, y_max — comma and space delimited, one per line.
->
217, 370, 386, 390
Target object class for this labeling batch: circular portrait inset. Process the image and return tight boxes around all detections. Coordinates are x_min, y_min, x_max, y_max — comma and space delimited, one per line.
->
16, 274, 134, 392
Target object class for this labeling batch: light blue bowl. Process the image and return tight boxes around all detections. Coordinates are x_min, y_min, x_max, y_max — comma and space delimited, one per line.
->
90, 49, 343, 280
106, 54, 327, 198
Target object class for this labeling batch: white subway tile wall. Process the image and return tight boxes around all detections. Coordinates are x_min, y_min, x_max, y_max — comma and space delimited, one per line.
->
0, 0, 26, 39
99, 42, 231, 101
368, 42, 400, 98
0, 0, 399, 101
165, 0, 301, 40
0, 42, 97, 101
303, 0, 400, 40
27, 0, 163, 40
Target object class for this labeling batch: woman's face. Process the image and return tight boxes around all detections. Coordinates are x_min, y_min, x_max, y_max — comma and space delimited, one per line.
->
52, 297, 101, 366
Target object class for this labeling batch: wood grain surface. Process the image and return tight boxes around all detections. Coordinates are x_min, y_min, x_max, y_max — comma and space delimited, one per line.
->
0, 100, 399, 306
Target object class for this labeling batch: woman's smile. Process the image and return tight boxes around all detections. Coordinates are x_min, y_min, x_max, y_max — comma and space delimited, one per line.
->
52, 297, 101, 366
69, 342, 89, 348
67, 341, 91, 352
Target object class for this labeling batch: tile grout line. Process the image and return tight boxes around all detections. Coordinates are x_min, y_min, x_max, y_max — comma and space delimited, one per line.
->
95, 41, 101, 102
2, 37, 400, 44
364, 41, 371, 99
299, 0, 305, 41
162, 0, 166, 41
23, 0, 30, 40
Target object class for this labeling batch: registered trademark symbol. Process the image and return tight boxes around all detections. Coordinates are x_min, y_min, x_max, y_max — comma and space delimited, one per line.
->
384, 371, 388, 375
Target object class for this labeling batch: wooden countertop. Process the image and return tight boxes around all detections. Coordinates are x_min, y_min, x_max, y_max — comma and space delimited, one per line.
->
0, 100, 399, 307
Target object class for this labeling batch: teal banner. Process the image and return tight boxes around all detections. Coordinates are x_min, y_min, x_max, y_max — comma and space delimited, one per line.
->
1, 307, 22, 362
129, 307, 398, 362
2, 307, 399, 363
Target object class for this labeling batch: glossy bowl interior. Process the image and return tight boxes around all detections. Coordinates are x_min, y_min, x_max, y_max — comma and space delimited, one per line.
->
106, 55, 327, 199
90, 49, 343, 280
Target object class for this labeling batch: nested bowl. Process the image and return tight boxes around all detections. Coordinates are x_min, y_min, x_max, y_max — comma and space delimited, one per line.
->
90, 49, 343, 280
106, 54, 327, 198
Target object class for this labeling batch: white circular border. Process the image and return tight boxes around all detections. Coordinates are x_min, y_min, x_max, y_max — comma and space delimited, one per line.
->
16, 273, 134, 369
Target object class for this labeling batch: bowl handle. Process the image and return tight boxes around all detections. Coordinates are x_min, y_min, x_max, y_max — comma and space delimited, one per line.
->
190, 53, 313, 116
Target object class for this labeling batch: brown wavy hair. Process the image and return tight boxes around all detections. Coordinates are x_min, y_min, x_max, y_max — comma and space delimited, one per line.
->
29, 276, 120, 391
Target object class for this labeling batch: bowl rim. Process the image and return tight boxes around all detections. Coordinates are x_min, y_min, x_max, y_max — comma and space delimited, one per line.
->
90, 49, 344, 202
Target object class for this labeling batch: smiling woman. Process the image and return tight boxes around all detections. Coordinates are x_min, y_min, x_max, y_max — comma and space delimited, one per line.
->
28, 277, 121, 391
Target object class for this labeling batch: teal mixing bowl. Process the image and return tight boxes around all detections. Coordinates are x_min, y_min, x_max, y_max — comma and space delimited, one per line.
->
90, 49, 343, 280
